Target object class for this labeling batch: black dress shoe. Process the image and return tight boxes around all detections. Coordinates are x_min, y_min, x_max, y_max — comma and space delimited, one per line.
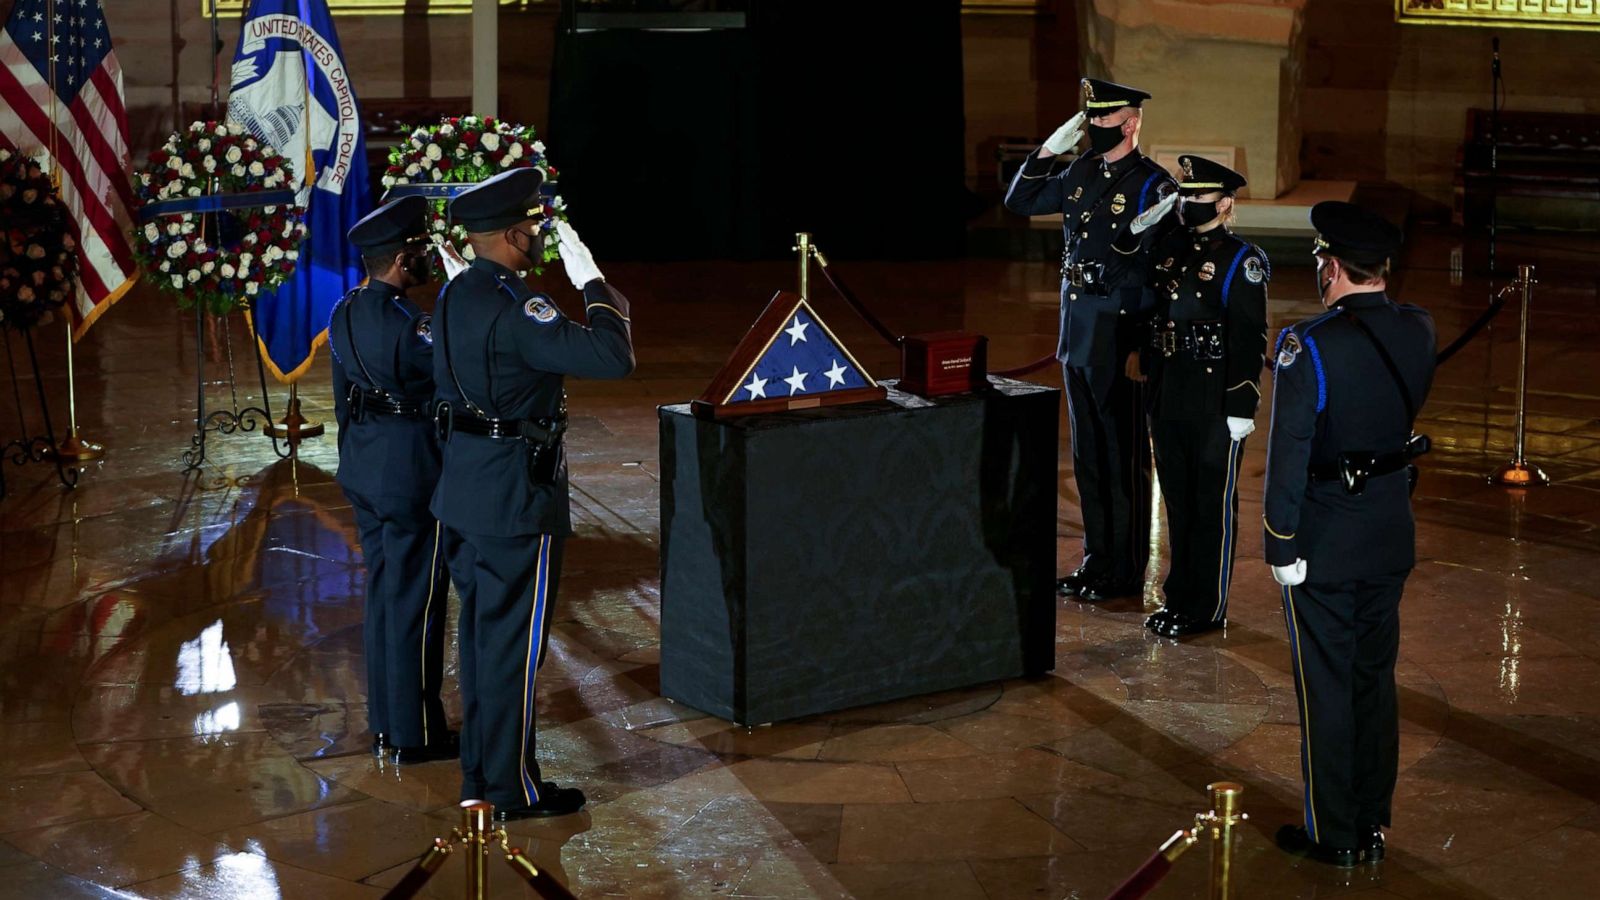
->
1154, 612, 1225, 638
1276, 824, 1358, 868
1143, 608, 1175, 632
1076, 577, 1140, 603
1056, 566, 1101, 596
494, 784, 587, 821
1360, 826, 1384, 862
390, 731, 460, 765
371, 733, 389, 758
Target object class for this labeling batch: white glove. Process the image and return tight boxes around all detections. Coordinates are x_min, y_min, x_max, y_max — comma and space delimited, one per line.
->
1226, 416, 1256, 441
1130, 191, 1178, 235
436, 241, 468, 280
1271, 559, 1308, 587
554, 219, 603, 290
1042, 111, 1087, 156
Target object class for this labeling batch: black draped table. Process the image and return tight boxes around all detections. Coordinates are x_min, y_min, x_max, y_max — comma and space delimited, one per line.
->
657, 377, 1060, 725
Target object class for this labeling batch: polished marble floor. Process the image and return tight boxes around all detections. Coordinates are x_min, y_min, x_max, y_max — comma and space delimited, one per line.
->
2, 228, 1598, 898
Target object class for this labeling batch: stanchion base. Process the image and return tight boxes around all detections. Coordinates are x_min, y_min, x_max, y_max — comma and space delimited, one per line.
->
1489, 461, 1550, 487
264, 396, 325, 446
55, 435, 106, 463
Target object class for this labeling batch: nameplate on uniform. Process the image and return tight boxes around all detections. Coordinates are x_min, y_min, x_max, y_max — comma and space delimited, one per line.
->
899, 332, 989, 399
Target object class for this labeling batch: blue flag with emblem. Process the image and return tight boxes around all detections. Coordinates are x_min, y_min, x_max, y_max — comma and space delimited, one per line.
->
727, 301, 874, 405
228, 0, 371, 382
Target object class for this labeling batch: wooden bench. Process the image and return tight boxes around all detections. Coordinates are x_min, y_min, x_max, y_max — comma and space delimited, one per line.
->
1455, 108, 1600, 231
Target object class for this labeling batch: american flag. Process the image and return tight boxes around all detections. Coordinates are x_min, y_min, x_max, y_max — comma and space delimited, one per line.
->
727, 302, 876, 406
0, 0, 137, 335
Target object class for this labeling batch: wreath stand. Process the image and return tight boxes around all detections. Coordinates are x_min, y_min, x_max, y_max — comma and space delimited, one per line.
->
1, 324, 79, 498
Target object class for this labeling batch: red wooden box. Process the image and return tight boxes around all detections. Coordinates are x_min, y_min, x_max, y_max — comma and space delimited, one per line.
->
899, 332, 988, 398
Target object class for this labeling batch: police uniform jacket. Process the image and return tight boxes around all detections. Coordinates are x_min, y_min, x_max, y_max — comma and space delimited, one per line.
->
1262, 291, 1435, 581
1140, 224, 1269, 421
1004, 149, 1176, 367
430, 257, 634, 539
329, 280, 441, 507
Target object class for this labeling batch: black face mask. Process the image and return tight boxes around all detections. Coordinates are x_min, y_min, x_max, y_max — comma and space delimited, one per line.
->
1086, 122, 1124, 156
1180, 200, 1220, 228
508, 225, 543, 268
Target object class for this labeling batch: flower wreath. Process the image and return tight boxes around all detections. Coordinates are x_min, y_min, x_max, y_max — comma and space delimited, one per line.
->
0, 147, 79, 331
381, 115, 567, 276
130, 121, 307, 316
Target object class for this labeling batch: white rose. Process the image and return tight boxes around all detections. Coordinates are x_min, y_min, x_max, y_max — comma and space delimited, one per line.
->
139, 173, 151, 186
190, 121, 204, 132
481, 133, 500, 152
432, 218, 446, 232
249, 161, 265, 177
500, 156, 513, 168
197, 138, 211, 152
171, 274, 184, 288
264, 244, 281, 261
381, 175, 395, 189
144, 223, 159, 241
186, 269, 201, 284
180, 163, 195, 178
239, 252, 253, 268
455, 145, 467, 159
227, 123, 244, 136
182, 221, 196, 234
215, 125, 227, 137
166, 222, 181, 237
203, 156, 217, 173
472, 153, 484, 167
166, 157, 181, 170
159, 260, 171, 273
202, 261, 215, 274
245, 281, 259, 296
508, 143, 524, 159
244, 139, 258, 152
220, 263, 235, 278
532, 141, 546, 154
263, 205, 277, 215
425, 143, 442, 161
225, 146, 242, 164
286, 249, 299, 261
186, 186, 202, 197
405, 163, 421, 177
231, 165, 246, 177
242, 233, 257, 245
167, 240, 187, 258
193, 239, 208, 253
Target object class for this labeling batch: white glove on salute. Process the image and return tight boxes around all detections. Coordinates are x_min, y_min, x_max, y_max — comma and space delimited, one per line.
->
1042, 111, 1087, 156
1226, 416, 1256, 441
436, 241, 468, 280
1272, 559, 1308, 587
1130, 191, 1179, 235
555, 219, 604, 290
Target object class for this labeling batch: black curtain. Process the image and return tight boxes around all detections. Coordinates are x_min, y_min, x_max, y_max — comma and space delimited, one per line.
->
549, 1, 966, 260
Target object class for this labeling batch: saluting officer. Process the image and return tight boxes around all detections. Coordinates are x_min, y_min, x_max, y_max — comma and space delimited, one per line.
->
1264, 201, 1435, 867
329, 195, 456, 764
1004, 77, 1176, 602
1128, 157, 1269, 638
431, 168, 635, 821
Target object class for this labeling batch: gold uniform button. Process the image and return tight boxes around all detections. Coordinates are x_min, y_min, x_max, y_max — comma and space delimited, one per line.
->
1170, 292, 1178, 300
1081, 232, 1089, 239
1069, 293, 1078, 300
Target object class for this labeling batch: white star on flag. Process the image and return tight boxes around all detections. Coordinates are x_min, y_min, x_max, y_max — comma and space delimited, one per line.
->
784, 316, 810, 346
784, 366, 809, 395
743, 373, 768, 399
823, 359, 848, 388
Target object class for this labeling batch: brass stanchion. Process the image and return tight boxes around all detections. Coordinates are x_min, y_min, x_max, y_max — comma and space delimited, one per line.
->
505, 847, 580, 900
380, 837, 453, 900
793, 231, 814, 301
1206, 782, 1245, 900
1490, 264, 1549, 487
265, 382, 325, 448
458, 800, 494, 900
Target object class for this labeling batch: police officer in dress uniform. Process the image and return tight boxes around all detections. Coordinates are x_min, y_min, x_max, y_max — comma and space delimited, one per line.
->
1264, 201, 1435, 866
431, 168, 635, 821
1004, 78, 1177, 602
329, 195, 457, 764
1125, 157, 1269, 638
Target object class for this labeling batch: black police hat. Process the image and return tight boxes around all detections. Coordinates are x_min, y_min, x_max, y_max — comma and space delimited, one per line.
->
1177, 155, 1246, 195
1082, 78, 1151, 114
449, 167, 546, 233
1310, 201, 1402, 266
348, 195, 430, 255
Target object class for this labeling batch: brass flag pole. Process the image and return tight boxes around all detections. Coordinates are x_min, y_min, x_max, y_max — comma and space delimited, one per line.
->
44, 0, 104, 464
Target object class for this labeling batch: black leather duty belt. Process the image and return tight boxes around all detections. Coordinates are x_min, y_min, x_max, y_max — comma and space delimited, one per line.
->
1060, 256, 1109, 294
348, 384, 425, 420
1308, 435, 1431, 496
434, 402, 568, 447
1150, 319, 1224, 362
